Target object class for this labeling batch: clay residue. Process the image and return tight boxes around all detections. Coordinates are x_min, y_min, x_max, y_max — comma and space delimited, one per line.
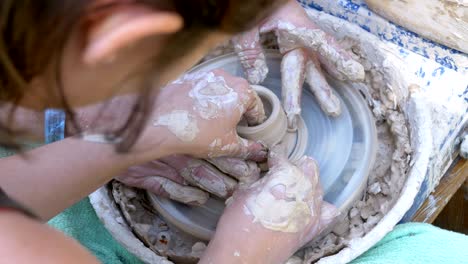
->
274, 21, 365, 81
111, 182, 203, 263
156, 177, 209, 205
443, 0, 468, 7
153, 110, 199, 142
244, 163, 314, 233
188, 72, 239, 120
300, 32, 412, 263
282, 48, 307, 130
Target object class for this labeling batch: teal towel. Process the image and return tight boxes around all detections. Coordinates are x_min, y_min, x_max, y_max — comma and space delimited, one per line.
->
49, 198, 468, 264
48, 198, 144, 264
352, 223, 468, 264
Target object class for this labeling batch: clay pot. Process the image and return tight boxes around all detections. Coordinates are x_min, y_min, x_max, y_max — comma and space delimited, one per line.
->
237, 85, 287, 147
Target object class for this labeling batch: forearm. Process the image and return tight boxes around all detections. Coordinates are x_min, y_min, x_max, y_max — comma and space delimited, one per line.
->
0, 95, 137, 142
0, 102, 44, 141
0, 137, 143, 220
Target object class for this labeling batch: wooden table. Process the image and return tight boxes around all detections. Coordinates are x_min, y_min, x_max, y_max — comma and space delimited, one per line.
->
412, 158, 467, 234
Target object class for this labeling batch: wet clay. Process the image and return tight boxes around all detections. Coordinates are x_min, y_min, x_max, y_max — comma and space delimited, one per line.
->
111, 182, 205, 263
153, 110, 199, 143
237, 85, 288, 147
113, 20, 411, 264
273, 21, 365, 82
281, 48, 307, 130
187, 72, 239, 120
244, 160, 316, 233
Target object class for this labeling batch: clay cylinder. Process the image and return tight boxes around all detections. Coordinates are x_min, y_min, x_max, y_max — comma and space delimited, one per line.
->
237, 85, 287, 147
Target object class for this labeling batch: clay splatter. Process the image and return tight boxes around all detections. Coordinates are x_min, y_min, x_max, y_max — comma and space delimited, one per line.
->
153, 110, 199, 142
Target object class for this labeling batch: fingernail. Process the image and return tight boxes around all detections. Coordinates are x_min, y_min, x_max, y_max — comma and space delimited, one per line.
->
321, 94, 342, 117
287, 114, 299, 132
247, 143, 268, 162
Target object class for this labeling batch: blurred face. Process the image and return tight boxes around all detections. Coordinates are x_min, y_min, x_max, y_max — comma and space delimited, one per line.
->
59, 29, 229, 107
20, 6, 230, 110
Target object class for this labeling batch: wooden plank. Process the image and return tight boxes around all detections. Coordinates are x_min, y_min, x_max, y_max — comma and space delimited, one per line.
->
412, 158, 468, 223
432, 180, 467, 234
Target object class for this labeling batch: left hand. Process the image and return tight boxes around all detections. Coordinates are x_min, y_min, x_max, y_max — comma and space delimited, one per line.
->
233, 0, 365, 130
134, 69, 268, 163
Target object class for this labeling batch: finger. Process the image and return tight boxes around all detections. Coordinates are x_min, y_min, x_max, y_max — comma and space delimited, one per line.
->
208, 157, 260, 185
161, 155, 237, 198
121, 160, 185, 184
146, 177, 209, 205
223, 135, 268, 162
305, 55, 342, 117
243, 87, 266, 126
294, 155, 323, 218
274, 26, 364, 81
318, 202, 340, 231
232, 27, 269, 84
316, 35, 365, 82
267, 144, 289, 168
281, 48, 307, 131
294, 156, 320, 192
215, 70, 266, 125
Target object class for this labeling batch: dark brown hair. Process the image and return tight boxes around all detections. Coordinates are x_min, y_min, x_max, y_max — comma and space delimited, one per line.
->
0, 0, 285, 151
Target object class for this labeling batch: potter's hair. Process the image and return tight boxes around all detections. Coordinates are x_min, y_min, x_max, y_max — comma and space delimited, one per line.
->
0, 0, 285, 151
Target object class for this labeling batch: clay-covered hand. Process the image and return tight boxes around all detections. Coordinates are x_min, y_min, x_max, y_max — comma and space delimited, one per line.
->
136, 69, 268, 162
233, 0, 365, 130
116, 155, 261, 206
199, 146, 338, 264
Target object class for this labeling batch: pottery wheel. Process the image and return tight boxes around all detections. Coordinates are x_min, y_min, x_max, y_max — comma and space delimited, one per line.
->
149, 51, 377, 241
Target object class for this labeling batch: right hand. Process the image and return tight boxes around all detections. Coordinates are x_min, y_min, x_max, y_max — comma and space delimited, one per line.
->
232, 0, 365, 130
116, 155, 261, 206
135, 69, 268, 162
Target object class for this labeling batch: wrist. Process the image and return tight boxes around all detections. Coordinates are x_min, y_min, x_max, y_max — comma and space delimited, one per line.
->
129, 125, 174, 164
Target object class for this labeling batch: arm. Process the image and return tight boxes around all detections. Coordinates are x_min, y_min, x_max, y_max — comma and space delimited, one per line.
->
0, 136, 163, 220
0, 211, 100, 264
0, 102, 44, 141
0, 69, 265, 220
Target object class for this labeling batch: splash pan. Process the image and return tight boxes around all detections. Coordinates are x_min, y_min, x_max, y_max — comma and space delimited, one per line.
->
149, 51, 377, 241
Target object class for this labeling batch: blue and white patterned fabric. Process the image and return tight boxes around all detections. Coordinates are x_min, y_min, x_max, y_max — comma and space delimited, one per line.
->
300, 0, 467, 73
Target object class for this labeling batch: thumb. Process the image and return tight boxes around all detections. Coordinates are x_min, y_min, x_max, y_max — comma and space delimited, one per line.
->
318, 202, 340, 232
232, 27, 269, 84
294, 156, 320, 190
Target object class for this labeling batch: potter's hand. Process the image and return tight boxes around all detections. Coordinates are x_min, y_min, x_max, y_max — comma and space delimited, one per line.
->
137, 69, 267, 161
233, 0, 365, 130
199, 146, 338, 264
116, 155, 261, 205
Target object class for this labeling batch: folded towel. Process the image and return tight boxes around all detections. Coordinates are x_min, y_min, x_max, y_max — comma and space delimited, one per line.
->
48, 198, 144, 264
351, 222, 468, 264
